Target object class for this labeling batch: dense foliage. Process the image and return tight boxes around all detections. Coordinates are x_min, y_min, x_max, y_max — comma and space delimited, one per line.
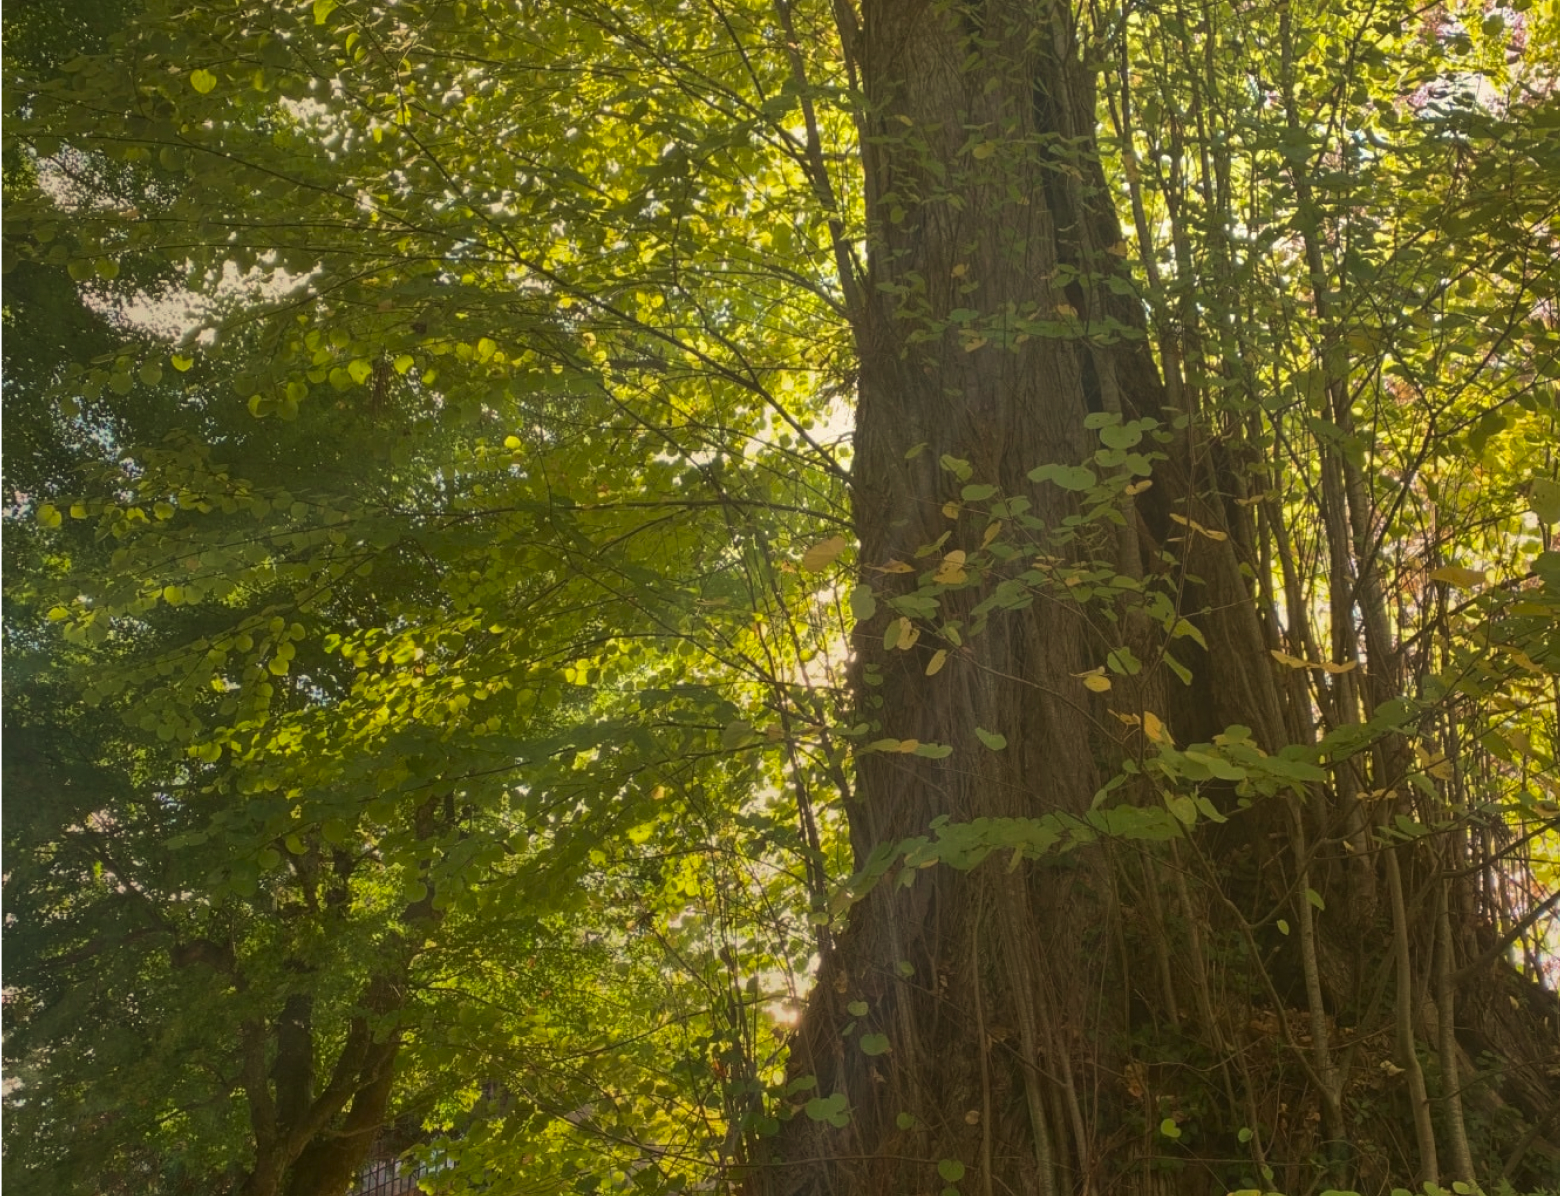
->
3, 1, 1558, 1195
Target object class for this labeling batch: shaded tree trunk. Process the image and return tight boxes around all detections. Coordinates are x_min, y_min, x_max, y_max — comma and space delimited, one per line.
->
240, 797, 446, 1196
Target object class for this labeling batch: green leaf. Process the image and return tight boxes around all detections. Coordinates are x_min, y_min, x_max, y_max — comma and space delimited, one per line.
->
1306, 888, 1326, 911
937, 1160, 966, 1183
939, 455, 973, 481
850, 585, 877, 621
1105, 646, 1142, 676
1532, 478, 1560, 524
860, 1033, 890, 1056
1099, 423, 1143, 449
189, 68, 217, 94
1162, 651, 1193, 685
720, 720, 754, 750
974, 728, 1006, 751
1027, 463, 1097, 491
785, 1075, 818, 1095
804, 1093, 849, 1127
1159, 1118, 1181, 1140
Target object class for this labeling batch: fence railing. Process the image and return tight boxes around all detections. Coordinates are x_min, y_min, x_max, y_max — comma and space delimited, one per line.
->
350, 1156, 427, 1196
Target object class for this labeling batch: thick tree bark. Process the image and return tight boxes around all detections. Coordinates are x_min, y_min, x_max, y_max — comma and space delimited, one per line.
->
770, 5, 1182, 1194
238, 974, 407, 1196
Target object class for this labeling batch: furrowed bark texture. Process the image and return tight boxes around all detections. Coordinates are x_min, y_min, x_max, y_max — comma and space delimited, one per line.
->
763, 3, 1560, 1196
774, 4, 1207, 1194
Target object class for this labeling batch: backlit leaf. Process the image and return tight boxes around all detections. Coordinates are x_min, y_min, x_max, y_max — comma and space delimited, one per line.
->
1429, 566, 1487, 588
801, 535, 848, 573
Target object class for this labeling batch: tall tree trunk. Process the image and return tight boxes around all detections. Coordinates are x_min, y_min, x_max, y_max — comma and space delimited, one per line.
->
773, 5, 1186, 1194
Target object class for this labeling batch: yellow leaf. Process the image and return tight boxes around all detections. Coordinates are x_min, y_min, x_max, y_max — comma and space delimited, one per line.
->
981, 521, 1003, 548
1142, 711, 1172, 745
893, 617, 920, 651
942, 501, 962, 519
872, 559, 916, 574
1168, 512, 1228, 541
1124, 480, 1153, 496
1074, 668, 1111, 692
1054, 303, 1077, 318
1110, 711, 1141, 727
1320, 660, 1356, 674
934, 550, 968, 584
962, 337, 988, 351
1108, 241, 1131, 257
1429, 565, 1487, 588
898, 738, 921, 753
1497, 646, 1543, 673
951, 263, 969, 278
1270, 649, 1310, 669
925, 649, 949, 676
1415, 744, 1454, 780
801, 534, 848, 573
